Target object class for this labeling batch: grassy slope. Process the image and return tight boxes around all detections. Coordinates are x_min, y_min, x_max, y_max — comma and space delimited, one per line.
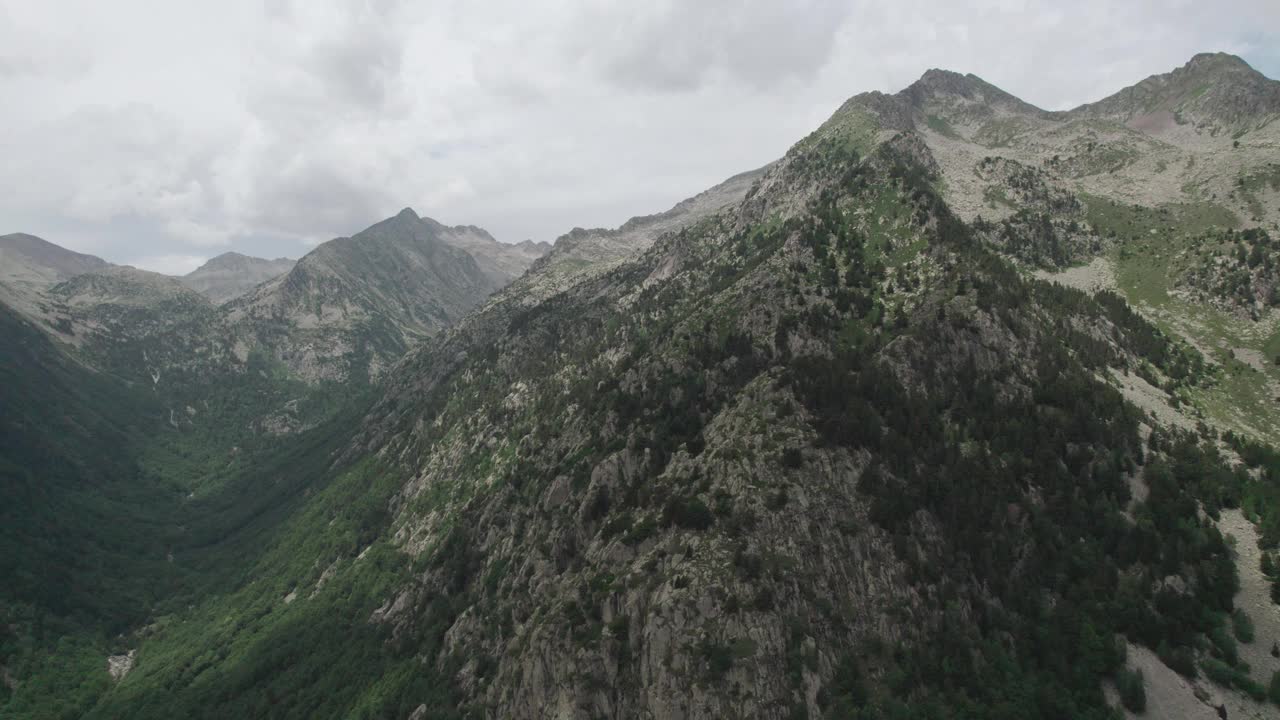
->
1085, 195, 1280, 441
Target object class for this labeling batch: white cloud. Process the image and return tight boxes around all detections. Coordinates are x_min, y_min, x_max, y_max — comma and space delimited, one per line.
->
164, 219, 232, 249
0, 0, 1277, 269
127, 254, 209, 276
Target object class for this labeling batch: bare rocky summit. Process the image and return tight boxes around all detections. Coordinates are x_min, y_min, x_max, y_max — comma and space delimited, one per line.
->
834, 53, 1280, 265
181, 252, 296, 304
424, 220, 550, 285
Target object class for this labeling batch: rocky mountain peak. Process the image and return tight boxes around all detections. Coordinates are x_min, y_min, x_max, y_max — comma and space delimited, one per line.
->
900, 68, 1046, 117
1184, 51, 1258, 75
515, 239, 553, 253
1072, 51, 1280, 133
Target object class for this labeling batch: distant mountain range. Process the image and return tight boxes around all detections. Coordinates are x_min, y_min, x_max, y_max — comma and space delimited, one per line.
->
0, 209, 551, 385
181, 253, 298, 304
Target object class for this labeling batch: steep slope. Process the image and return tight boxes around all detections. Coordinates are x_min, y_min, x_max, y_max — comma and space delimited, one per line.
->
0, 293, 384, 717
6, 55, 1280, 720
0, 209, 541, 717
224, 208, 500, 383
63, 81, 1275, 720
0, 300, 185, 716
345, 117, 1250, 720
30, 265, 342, 484
180, 252, 295, 304
0, 208, 516, 457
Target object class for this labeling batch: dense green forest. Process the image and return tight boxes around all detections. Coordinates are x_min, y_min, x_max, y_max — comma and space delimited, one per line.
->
0, 301, 437, 718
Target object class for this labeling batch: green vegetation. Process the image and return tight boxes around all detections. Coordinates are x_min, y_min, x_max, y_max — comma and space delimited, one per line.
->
970, 157, 1095, 268
1086, 194, 1239, 247
925, 114, 961, 140
1116, 667, 1146, 713
1233, 608, 1256, 643
1177, 228, 1279, 313
1093, 197, 1280, 441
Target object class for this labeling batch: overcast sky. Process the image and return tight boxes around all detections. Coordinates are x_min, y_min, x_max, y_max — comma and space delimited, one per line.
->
2, 1, 1278, 274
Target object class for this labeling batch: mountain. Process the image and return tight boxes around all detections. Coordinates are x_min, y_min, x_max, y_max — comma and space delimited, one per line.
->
856, 52, 1280, 244
224, 208, 501, 383
1, 209, 513, 390
0, 206, 534, 715
0, 233, 111, 316
0, 233, 111, 289
181, 252, 296, 304
43, 266, 238, 389
424, 220, 550, 285
847, 53, 1280, 441
5, 53, 1280, 720
1073, 52, 1280, 135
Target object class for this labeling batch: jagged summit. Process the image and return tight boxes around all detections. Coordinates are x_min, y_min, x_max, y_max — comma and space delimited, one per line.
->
900, 68, 1048, 117
222, 209, 505, 383
333, 209, 549, 286
1186, 51, 1255, 71
515, 238, 553, 253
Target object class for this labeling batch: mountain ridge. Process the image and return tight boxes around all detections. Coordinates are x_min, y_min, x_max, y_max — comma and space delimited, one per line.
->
0, 232, 112, 306
181, 251, 297, 304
